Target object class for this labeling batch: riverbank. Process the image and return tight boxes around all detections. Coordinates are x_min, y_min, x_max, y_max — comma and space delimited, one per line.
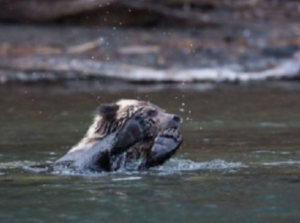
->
0, 5, 299, 84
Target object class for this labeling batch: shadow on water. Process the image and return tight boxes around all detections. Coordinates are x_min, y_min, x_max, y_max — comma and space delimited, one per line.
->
1, 81, 300, 223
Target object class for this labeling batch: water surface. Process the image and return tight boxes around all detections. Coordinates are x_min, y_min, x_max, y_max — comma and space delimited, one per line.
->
0, 82, 300, 223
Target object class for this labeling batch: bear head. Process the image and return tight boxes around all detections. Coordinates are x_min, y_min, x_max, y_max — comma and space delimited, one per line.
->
90, 99, 181, 140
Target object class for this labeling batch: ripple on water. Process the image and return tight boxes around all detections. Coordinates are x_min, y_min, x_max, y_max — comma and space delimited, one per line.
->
155, 158, 247, 174
254, 150, 292, 155
259, 122, 287, 127
112, 176, 142, 181
261, 160, 300, 166
0, 160, 37, 170
6, 158, 300, 178
1, 159, 248, 177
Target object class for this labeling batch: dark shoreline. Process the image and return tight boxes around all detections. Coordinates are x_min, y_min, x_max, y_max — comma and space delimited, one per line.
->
0, 7, 299, 84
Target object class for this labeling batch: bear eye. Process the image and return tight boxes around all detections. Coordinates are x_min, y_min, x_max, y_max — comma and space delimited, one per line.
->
147, 109, 158, 117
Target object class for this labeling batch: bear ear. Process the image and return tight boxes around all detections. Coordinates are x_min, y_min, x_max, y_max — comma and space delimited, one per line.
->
97, 103, 119, 120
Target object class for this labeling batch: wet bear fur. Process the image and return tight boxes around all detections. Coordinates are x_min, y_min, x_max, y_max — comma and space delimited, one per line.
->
50, 99, 183, 172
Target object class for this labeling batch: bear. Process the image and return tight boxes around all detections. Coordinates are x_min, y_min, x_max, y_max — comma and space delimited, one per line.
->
34, 99, 183, 173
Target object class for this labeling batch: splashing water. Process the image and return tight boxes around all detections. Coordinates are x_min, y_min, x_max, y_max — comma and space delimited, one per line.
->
5, 157, 300, 177
155, 158, 247, 174
0, 160, 37, 170
0, 158, 247, 177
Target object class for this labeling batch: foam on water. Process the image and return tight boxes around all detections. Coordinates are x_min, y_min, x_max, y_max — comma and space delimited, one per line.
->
0, 160, 37, 170
4, 158, 300, 178
51, 169, 107, 177
112, 176, 142, 181
155, 158, 247, 173
20, 159, 247, 177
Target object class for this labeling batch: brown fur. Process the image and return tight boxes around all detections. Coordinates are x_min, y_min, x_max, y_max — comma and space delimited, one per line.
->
53, 99, 182, 172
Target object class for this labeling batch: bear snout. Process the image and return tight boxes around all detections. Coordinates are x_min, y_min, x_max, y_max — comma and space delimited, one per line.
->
172, 115, 181, 123
163, 114, 181, 130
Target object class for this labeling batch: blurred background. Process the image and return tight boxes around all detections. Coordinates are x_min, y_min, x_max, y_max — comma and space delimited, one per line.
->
0, 0, 300, 83
1, 1, 300, 223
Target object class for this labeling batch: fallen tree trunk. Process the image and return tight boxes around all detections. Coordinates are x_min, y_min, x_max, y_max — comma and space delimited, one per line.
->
0, 54, 299, 83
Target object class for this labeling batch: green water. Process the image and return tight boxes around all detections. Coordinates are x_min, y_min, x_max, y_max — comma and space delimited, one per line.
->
0, 82, 300, 223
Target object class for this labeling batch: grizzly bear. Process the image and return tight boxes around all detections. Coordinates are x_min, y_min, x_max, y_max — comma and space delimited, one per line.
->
36, 99, 183, 173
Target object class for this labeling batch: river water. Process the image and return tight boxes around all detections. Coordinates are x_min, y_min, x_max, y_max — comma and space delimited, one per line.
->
0, 82, 300, 223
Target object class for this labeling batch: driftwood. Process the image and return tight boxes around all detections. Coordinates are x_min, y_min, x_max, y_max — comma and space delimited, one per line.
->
0, 54, 299, 83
